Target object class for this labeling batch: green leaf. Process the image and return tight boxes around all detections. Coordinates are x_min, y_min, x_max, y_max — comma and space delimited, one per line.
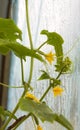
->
0, 45, 9, 55
55, 114, 74, 130
0, 18, 22, 41
41, 30, 64, 64
55, 57, 72, 73
19, 98, 56, 123
0, 39, 44, 62
0, 106, 17, 121
38, 70, 50, 80
0, 18, 44, 62
19, 98, 74, 130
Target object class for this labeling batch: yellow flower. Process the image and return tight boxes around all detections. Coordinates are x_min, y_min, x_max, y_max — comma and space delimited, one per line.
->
45, 51, 55, 64
53, 86, 64, 97
37, 125, 43, 130
25, 92, 40, 103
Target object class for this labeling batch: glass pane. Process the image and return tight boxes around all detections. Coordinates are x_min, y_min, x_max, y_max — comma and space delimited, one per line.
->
8, 0, 80, 130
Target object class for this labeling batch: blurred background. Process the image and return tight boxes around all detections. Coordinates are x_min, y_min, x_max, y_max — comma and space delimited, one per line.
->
0, 0, 80, 129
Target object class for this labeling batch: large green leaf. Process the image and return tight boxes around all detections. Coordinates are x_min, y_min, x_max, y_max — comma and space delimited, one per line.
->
0, 39, 44, 62
0, 18, 44, 62
0, 18, 22, 41
20, 98, 56, 122
41, 30, 64, 64
19, 98, 73, 130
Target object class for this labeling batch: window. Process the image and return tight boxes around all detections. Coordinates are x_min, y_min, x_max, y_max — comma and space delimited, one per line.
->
8, 0, 80, 129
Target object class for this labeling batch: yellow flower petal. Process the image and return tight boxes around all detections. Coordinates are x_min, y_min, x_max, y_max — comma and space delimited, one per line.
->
25, 92, 40, 103
53, 86, 64, 97
37, 125, 43, 130
45, 51, 55, 64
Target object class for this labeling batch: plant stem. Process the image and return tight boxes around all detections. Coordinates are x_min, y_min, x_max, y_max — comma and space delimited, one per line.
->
40, 85, 51, 101
37, 50, 45, 56
12, 114, 31, 130
0, 82, 10, 87
31, 114, 39, 125
37, 40, 47, 50
25, 0, 33, 49
0, 82, 23, 88
8, 113, 39, 130
56, 65, 66, 79
25, 0, 34, 84
28, 58, 34, 84
21, 58, 24, 84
